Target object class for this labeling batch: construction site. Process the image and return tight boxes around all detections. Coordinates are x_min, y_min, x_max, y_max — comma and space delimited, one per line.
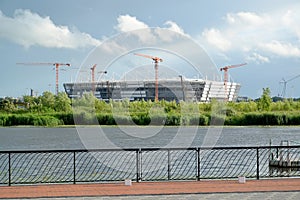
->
63, 53, 246, 102
17, 53, 247, 102
63, 79, 240, 102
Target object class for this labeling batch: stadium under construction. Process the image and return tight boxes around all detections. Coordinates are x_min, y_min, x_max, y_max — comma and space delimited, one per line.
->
63, 79, 241, 102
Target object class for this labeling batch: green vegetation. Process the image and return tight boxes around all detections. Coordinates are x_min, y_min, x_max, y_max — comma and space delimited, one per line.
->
1, 88, 300, 126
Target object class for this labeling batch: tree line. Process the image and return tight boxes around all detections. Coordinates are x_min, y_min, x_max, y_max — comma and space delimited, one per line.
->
0, 88, 300, 126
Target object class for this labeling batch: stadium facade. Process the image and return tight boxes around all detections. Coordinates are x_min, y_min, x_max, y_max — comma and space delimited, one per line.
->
63, 79, 240, 102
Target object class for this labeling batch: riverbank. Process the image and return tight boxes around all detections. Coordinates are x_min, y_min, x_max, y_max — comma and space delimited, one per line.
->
2, 93, 300, 127
1, 111, 300, 127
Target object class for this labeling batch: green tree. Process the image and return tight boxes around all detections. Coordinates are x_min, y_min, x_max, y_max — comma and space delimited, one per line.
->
23, 95, 35, 105
54, 92, 72, 112
257, 88, 272, 111
40, 91, 55, 111
95, 99, 111, 113
0, 97, 17, 112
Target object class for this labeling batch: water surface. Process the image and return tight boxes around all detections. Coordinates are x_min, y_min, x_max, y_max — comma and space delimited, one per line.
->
0, 126, 300, 150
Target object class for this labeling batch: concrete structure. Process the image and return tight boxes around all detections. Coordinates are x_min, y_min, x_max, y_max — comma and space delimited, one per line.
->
63, 79, 241, 102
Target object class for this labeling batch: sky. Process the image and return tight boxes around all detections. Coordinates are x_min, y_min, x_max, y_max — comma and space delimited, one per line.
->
1, 0, 300, 99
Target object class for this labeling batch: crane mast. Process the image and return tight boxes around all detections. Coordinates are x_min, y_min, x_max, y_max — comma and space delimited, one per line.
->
90, 64, 107, 95
90, 64, 97, 95
134, 53, 163, 102
16, 62, 70, 95
220, 63, 247, 101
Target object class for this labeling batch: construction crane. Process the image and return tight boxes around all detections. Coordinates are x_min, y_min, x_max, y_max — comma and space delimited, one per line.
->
17, 62, 71, 95
90, 64, 107, 95
134, 53, 163, 101
220, 63, 247, 101
90, 64, 97, 84
280, 74, 300, 98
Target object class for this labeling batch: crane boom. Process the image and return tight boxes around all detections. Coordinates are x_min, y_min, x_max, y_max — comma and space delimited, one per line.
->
220, 63, 247, 71
220, 63, 247, 101
17, 62, 70, 66
134, 53, 163, 63
16, 62, 71, 95
134, 53, 163, 101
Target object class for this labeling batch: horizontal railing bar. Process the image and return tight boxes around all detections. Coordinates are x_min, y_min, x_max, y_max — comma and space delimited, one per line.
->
1, 145, 300, 154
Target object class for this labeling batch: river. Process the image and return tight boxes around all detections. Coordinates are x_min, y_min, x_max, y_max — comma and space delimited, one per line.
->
1, 126, 300, 150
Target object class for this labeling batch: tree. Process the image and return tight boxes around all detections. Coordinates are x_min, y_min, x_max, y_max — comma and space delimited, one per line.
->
0, 97, 17, 112
257, 88, 272, 111
23, 95, 35, 105
40, 91, 55, 111
54, 92, 72, 112
95, 99, 111, 113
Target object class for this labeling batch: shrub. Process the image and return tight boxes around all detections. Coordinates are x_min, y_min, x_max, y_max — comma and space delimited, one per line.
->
73, 112, 98, 125
165, 114, 181, 126
196, 115, 209, 126
54, 113, 74, 125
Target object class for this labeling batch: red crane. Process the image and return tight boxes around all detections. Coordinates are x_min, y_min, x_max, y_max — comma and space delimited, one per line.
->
90, 64, 97, 84
134, 53, 163, 101
220, 63, 247, 100
90, 64, 107, 95
17, 62, 71, 95
90, 64, 97, 95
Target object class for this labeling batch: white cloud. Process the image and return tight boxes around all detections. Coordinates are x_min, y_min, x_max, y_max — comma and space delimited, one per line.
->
246, 52, 270, 64
115, 15, 190, 44
282, 10, 300, 38
115, 14, 149, 32
260, 40, 300, 57
226, 12, 268, 27
164, 21, 186, 35
199, 8, 300, 60
202, 28, 231, 52
115, 14, 155, 44
0, 9, 101, 49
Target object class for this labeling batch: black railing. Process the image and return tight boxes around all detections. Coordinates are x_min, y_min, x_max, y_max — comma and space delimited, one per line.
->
1, 145, 300, 186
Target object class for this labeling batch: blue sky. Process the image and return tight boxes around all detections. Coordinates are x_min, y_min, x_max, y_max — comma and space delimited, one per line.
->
1, 0, 300, 99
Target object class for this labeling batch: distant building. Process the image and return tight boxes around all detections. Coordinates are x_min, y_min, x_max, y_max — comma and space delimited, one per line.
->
237, 96, 251, 102
63, 79, 241, 102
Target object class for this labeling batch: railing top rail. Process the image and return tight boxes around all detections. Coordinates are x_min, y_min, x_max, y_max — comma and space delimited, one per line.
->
1, 145, 300, 154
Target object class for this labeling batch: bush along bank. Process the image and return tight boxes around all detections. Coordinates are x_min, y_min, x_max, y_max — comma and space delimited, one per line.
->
0, 114, 63, 127
2, 112, 300, 126
225, 112, 300, 126
1, 90, 300, 126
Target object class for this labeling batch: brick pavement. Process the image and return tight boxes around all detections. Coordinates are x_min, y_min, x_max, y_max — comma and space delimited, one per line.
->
0, 178, 300, 199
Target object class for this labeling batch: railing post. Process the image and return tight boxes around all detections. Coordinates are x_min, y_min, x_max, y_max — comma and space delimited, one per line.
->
8, 152, 11, 186
256, 148, 260, 180
197, 148, 200, 181
136, 149, 141, 182
168, 149, 171, 180
140, 149, 142, 182
73, 151, 76, 184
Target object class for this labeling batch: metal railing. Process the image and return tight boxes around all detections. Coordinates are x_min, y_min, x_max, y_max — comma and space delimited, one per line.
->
1, 145, 300, 186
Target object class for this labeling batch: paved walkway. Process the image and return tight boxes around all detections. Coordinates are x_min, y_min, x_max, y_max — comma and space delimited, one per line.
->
0, 178, 300, 199
22, 192, 300, 200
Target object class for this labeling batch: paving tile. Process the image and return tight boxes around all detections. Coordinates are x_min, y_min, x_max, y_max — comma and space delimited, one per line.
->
1, 179, 300, 199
